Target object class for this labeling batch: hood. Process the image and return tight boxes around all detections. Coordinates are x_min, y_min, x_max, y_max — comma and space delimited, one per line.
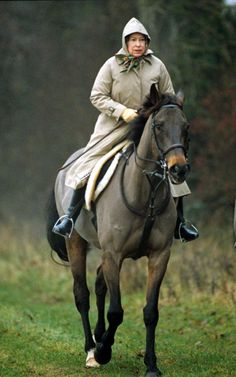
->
116, 17, 153, 56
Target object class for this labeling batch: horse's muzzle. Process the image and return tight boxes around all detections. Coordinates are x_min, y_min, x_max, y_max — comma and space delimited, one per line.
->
169, 163, 190, 184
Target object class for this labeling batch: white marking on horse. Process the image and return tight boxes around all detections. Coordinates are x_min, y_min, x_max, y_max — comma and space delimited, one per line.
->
86, 348, 100, 368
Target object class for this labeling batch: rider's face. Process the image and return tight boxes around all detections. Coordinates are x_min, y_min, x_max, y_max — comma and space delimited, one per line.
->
127, 33, 147, 57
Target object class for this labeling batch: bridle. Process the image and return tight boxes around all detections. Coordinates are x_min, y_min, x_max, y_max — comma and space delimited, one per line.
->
132, 103, 188, 182
151, 104, 188, 161
120, 103, 189, 257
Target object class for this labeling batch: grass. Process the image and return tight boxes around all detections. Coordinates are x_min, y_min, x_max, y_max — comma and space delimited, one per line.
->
0, 223, 236, 376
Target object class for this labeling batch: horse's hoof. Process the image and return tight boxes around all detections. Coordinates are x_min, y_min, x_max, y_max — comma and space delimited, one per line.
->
86, 349, 100, 368
94, 342, 112, 365
146, 369, 162, 377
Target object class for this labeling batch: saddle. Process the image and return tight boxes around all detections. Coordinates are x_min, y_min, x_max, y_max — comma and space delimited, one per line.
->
85, 140, 132, 210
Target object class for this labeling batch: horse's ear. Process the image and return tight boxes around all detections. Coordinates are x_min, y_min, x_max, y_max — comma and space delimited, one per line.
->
150, 83, 160, 105
176, 90, 185, 107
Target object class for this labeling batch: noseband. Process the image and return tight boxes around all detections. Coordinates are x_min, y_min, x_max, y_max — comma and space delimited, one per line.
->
151, 104, 188, 160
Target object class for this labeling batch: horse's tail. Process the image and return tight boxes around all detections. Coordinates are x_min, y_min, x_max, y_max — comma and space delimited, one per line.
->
46, 189, 69, 262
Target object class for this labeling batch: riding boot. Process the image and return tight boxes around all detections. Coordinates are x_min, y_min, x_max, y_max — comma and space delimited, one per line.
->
52, 186, 86, 239
174, 197, 199, 242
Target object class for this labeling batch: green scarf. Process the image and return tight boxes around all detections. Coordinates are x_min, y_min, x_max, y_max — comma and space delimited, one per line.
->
119, 54, 152, 73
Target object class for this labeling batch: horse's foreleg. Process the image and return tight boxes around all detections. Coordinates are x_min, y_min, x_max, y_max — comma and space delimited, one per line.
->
94, 252, 123, 365
94, 264, 107, 342
67, 232, 98, 367
144, 249, 170, 377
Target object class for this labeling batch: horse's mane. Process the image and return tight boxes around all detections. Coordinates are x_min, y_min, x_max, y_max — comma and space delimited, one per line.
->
128, 92, 181, 146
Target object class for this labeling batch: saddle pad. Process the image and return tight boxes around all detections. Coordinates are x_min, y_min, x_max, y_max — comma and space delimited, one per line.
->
85, 140, 132, 210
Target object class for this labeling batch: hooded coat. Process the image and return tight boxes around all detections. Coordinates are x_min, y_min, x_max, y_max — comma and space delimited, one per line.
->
65, 18, 189, 197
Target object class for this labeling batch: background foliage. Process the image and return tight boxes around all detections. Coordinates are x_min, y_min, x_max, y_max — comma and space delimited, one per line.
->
0, 0, 235, 230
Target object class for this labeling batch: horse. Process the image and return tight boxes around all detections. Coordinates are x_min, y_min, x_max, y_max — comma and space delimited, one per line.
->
46, 84, 190, 377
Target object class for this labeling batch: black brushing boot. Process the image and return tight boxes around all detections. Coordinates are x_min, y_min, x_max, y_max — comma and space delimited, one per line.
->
52, 186, 86, 239
175, 197, 199, 242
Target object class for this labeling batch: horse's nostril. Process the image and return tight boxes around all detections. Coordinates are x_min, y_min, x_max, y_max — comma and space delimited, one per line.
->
171, 164, 189, 175
171, 165, 180, 173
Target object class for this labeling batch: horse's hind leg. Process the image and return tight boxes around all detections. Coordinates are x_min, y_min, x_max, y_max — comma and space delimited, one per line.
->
67, 231, 99, 368
94, 252, 123, 365
94, 264, 107, 342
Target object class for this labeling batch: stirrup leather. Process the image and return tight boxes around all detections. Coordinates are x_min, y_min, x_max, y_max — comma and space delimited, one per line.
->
52, 215, 74, 239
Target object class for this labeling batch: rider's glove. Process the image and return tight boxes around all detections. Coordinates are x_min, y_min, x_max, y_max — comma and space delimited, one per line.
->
121, 108, 138, 123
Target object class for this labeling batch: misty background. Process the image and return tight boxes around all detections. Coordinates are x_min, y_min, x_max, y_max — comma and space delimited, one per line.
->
0, 0, 235, 235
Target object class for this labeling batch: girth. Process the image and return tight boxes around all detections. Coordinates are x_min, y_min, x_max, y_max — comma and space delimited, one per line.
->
135, 176, 170, 259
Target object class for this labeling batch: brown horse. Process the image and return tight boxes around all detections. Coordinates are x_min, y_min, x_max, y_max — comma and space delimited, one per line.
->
47, 85, 190, 377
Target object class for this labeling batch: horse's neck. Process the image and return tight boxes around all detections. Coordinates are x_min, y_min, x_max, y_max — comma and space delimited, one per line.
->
136, 116, 158, 168
124, 117, 159, 203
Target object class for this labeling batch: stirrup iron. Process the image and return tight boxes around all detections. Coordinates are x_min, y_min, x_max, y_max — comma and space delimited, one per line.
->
177, 220, 198, 243
52, 215, 74, 239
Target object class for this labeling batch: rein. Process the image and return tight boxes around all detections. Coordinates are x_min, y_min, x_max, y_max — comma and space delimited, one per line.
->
120, 103, 186, 257
120, 146, 170, 258
120, 144, 170, 216
121, 103, 185, 217
57, 122, 124, 172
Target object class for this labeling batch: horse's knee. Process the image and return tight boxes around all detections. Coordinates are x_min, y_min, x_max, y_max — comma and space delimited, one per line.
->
143, 305, 159, 327
107, 309, 124, 328
73, 280, 90, 313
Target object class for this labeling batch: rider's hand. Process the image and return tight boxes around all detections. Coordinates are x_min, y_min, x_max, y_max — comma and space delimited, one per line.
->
121, 108, 138, 123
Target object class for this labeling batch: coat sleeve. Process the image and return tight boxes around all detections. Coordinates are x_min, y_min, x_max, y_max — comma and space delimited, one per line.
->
90, 58, 126, 121
158, 62, 175, 94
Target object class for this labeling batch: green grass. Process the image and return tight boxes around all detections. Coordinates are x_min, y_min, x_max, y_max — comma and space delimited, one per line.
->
0, 224, 236, 376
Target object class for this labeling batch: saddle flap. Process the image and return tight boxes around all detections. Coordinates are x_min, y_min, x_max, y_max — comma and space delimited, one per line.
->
85, 140, 132, 210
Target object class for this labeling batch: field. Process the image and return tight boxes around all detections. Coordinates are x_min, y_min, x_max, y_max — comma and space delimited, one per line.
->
0, 224, 236, 377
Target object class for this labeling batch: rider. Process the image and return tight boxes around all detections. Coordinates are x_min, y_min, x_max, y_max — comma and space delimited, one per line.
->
53, 17, 199, 242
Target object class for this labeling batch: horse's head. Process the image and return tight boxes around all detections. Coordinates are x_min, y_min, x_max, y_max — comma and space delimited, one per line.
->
147, 84, 190, 184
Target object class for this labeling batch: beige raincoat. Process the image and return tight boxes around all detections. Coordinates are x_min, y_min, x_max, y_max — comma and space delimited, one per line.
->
65, 18, 190, 197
